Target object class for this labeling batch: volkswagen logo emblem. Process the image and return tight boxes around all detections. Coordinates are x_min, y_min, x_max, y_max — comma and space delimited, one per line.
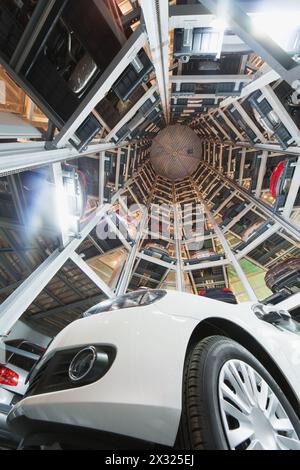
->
69, 346, 97, 382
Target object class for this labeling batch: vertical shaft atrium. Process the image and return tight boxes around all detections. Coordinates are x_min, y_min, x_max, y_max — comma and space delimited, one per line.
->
0, 0, 299, 339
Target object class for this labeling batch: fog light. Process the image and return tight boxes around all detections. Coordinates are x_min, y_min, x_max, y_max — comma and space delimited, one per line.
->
69, 346, 97, 382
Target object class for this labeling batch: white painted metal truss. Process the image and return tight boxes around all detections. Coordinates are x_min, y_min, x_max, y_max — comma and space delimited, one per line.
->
141, 0, 170, 124
0, 140, 136, 177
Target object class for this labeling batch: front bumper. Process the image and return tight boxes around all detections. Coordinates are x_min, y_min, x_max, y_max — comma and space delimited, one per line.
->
8, 414, 170, 449
8, 297, 199, 447
7, 291, 300, 448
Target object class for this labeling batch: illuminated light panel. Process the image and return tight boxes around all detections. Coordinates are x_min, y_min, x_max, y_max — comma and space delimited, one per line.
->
248, 10, 300, 52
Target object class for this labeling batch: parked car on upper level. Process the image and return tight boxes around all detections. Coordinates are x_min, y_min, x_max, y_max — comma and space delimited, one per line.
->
240, 221, 264, 242
265, 258, 300, 294
185, 249, 222, 266
143, 243, 173, 263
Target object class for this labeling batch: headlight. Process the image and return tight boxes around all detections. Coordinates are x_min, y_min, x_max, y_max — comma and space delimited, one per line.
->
82, 289, 167, 317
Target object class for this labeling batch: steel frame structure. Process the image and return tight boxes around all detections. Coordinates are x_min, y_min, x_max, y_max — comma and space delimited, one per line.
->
141, 0, 170, 124
0, 141, 136, 177
0, 0, 300, 338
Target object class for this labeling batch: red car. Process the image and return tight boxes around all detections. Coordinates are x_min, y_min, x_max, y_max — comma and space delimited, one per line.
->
269, 160, 287, 199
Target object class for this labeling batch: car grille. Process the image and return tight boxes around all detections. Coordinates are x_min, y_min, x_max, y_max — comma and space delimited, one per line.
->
26, 345, 116, 398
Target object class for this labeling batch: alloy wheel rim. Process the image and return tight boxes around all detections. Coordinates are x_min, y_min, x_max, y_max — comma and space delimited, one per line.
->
218, 359, 300, 450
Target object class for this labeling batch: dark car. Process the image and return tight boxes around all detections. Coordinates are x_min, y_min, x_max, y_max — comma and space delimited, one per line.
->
185, 249, 222, 266
0, 0, 125, 149
265, 258, 300, 294
198, 288, 237, 304
143, 243, 173, 263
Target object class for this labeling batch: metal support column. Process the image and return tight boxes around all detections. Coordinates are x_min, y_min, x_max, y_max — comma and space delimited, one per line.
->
141, 0, 170, 124
238, 148, 246, 185
115, 148, 122, 192
191, 179, 257, 301
116, 209, 148, 295
282, 157, 300, 218
174, 205, 184, 292
99, 152, 105, 206
255, 151, 268, 198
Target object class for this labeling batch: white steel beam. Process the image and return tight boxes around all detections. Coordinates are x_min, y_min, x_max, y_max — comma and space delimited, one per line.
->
174, 205, 184, 291
70, 252, 115, 299
249, 143, 300, 156
238, 147, 246, 185
99, 152, 105, 206
282, 157, 300, 218
116, 209, 149, 295
172, 75, 252, 84
255, 151, 268, 198
141, 0, 170, 124
115, 148, 122, 192
0, 141, 131, 177
183, 258, 229, 272
172, 93, 227, 99
218, 144, 223, 173
227, 146, 233, 176
124, 145, 131, 182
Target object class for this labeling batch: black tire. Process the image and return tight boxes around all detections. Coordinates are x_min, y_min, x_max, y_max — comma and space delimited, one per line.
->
178, 335, 300, 450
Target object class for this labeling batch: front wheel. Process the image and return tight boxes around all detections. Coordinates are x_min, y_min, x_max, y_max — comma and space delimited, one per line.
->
178, 336, 300, 450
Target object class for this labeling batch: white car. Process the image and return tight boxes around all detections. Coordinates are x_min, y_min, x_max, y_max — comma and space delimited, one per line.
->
7, 290, 300, 450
